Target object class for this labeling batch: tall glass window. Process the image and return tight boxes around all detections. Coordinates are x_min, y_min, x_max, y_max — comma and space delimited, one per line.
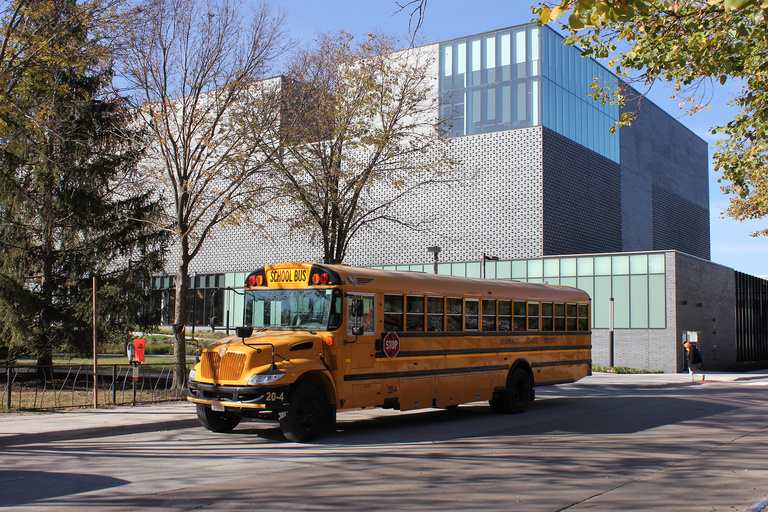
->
439, 25, 541, 137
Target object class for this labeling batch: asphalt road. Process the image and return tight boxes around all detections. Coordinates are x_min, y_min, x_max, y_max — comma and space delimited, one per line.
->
1, 372, 767, 511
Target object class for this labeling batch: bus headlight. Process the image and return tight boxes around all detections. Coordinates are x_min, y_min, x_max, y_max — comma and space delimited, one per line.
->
248, 372, 284, 385
188, 369, 196, 381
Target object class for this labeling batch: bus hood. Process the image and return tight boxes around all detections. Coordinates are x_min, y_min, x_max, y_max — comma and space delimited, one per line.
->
194, 331, 324, 385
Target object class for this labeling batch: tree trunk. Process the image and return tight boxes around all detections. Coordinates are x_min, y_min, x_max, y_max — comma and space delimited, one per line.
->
171, 250, 189, 390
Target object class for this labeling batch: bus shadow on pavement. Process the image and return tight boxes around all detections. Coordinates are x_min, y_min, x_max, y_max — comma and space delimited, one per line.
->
0, 470, 127, 507
228, 393, 737, 445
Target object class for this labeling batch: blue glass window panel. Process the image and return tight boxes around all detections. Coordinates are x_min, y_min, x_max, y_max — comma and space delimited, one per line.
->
452, 262, 466, 276
485, 261, 496, 279
441, 45, 453, 91
519, 81, 528, 124
527, 278, 544, 284
468, 88, 481, 134
560, 277, 576, 288
513, 29, 526, 78
483, 34, 496, 84
560, 258, 577, 276
531, 78, 540, 125
630, 274, 649, 328
577, 257, 594, 276
528, 259, 543, 278
648, 253, 665, 274
484, 85, 496, 130
496, 261, 512, 279
466, 261, 481, 278
593, 275, 611, 328
499, 84, 511, 129
469, 37, 481, 86
437, 263, 452, 275
544, 258, 559, 277
594, 256, 611, 275
613, 275, 630, 328
499, 32, 511, 81
577, 276, 594, 324
512, 260, 527, 279
612, 255, 629, 275
649, 274, 666, 328
630, 254, 648, 274
528, 26, 540, 76
454, 42, 466, 89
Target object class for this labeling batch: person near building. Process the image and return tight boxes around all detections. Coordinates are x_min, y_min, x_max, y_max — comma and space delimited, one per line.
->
685, 341, 704, 382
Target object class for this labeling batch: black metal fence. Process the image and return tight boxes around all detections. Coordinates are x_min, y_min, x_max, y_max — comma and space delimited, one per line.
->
1, 363, 187, 411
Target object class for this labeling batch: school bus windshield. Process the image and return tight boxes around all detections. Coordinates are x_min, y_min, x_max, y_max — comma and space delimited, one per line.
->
244, 288, 343, 331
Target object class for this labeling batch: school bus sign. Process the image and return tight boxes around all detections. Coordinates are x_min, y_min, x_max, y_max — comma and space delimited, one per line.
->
266, 267, 309, 286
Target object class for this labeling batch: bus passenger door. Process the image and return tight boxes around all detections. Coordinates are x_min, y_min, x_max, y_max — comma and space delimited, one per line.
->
346, 294, 376, 369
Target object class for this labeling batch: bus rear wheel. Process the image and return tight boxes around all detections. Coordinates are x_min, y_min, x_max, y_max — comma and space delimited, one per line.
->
489, 367, 532, 414
196, 403, 242, 432
280, 381, 328, 443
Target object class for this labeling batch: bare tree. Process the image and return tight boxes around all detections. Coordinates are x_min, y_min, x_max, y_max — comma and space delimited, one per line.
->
118, 0, 287, 388
244, 31, 453, 264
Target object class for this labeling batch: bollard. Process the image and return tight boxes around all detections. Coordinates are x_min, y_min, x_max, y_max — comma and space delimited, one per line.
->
6, 363, 10, 410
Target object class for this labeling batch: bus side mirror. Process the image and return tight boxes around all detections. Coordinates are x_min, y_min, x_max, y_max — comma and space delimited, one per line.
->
236, 326, 253, 339
352, 298, 364, 317
352, 326, 364, 336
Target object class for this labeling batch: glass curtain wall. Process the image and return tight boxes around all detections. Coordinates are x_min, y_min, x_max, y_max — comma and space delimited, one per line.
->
439, 24, 620, 163
377, 253, 667, 330
540, 27, 620, 162
439, 25, 541, 137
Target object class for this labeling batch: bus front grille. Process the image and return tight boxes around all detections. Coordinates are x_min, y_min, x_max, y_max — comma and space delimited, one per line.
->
200, 352, 246, 381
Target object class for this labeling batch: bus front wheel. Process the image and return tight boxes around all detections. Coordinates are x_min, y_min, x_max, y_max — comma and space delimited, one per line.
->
489, 367, 532, 414
280, 381, 328, 443
196, 403, 242, 432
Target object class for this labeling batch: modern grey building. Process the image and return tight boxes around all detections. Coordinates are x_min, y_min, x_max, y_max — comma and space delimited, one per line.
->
150, 24, 767, 372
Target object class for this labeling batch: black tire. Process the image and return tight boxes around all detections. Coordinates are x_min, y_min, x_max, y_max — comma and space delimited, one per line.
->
489, 367, 532, 414
507, 368, 532, 414
280, 381, 328, 443
196, 403, 241, 432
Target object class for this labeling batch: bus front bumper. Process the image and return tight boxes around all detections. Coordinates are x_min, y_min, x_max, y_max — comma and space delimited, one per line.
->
187, 381, 290, 411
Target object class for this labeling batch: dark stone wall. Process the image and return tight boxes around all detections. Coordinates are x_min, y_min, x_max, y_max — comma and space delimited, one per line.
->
542, 128, 622, 255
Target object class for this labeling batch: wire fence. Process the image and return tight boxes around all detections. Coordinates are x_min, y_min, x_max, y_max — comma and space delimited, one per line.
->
1, 363, 188, 411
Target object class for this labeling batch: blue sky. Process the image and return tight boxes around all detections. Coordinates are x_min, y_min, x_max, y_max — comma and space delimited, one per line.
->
275, 0, 768, 276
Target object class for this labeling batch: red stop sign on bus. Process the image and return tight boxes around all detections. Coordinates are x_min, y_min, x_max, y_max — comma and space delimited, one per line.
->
383, 332, 400, 358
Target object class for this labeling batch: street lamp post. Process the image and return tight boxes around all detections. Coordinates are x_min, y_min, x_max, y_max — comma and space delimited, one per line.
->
427, 246, 441, 274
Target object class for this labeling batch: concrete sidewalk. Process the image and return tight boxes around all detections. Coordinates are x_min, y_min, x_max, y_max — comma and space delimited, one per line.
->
2, 370, 767, 448
0, 401, 198, 448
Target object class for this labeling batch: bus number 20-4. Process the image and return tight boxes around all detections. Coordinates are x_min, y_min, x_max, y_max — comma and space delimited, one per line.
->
266, 391, 284, 402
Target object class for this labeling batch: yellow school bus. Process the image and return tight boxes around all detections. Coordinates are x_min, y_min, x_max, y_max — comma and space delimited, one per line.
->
187, 262, 591, 442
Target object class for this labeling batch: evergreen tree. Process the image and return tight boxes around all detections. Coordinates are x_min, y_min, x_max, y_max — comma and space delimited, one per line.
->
0, 0, 167, 364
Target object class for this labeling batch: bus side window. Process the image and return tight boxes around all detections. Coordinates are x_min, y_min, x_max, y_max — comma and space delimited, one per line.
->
465, 299, 479, 331
513, 301, 526, 331
427, 296, 444, 331
541, 302, 553, 331
498, 300, 512, 331
384, 294, 404, 332
554, 303, 566, 331
578, 303, 589, 331
406, 296, 425, 331
482, 299, 496, 331
347, 294, 375, 335
446, 297, 462, 331
566, 303, 578, 331
528, 301, 540, 331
